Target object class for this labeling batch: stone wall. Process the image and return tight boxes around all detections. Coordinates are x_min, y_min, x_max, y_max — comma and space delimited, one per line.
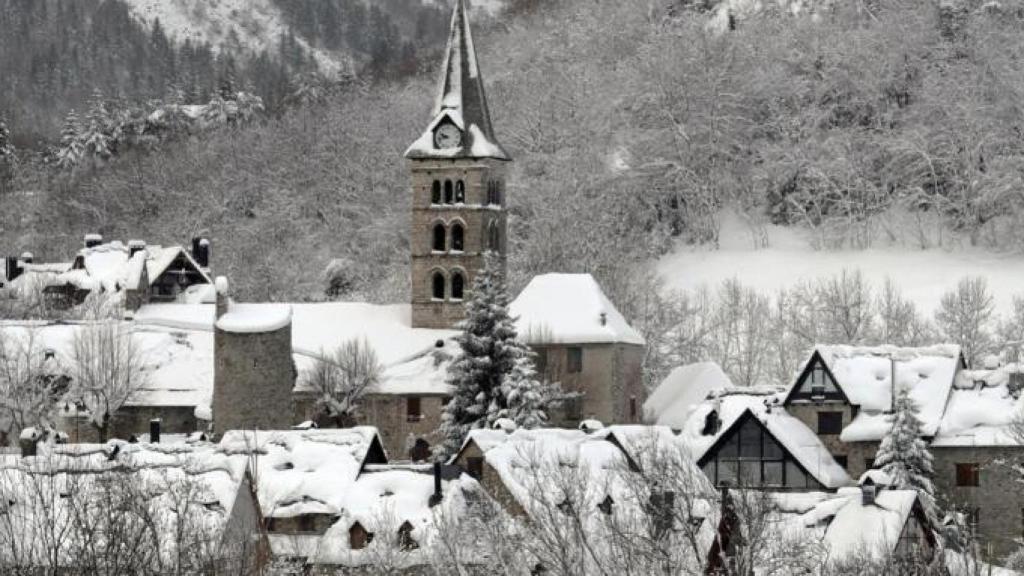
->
408, 158, 507, 329
452, 439, 525, 517
360, 394, 448, 460
536, 342, 645, 427
787, 403, 879, 479
112, 405, 200, 439
214, 322, 296, 435
932, 445, 1024, 559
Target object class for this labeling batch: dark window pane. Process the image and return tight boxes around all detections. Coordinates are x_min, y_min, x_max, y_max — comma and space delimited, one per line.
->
817, 411, 843, 435
763, 434, 783, 460
451, 224, 464, 251
718, 460, 737, 486
433, 224, 446, 251
785, 460, 806, 488
451, 273, 464, 300
444, 180, 453, 203
764, 461, 783, 486
739, 461, 760, 486
739, 421, 760, 458
567, 347, 583, 373
455, 180, 465, 203
432, 273, 445, 300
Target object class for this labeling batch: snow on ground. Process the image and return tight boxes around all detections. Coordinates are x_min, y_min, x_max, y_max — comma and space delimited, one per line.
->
122, 0, 348, 74
657, 211, 1024, 315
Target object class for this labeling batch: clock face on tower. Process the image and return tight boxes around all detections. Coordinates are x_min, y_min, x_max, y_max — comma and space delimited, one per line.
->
434, 123, 463, 149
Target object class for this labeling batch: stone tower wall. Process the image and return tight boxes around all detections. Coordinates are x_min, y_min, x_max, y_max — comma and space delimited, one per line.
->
213, 323, 296, 435
409, 158, 508, 329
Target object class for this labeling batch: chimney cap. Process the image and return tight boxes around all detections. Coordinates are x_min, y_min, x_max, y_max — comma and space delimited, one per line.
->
84, 233, 102, 241
492, 418, 517, 433
19, 252, 32, 260
128, 239, 146, 248
579, 419, 604, 434
215, 276, 229, 295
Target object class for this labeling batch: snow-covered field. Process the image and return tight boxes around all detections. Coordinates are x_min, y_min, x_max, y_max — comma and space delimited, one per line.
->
657, 212, 1024, 315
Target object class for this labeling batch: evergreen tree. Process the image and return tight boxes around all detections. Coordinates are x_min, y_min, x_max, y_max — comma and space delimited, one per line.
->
55, 110, 83, 171
438, 252, 543, 457
875, 387, 936, 508
0, 115, 15, 190
82, 90, 112, 164
499, 354, 559, 430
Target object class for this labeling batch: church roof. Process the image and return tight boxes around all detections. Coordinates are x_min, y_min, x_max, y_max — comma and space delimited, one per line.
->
404, 0, 510, 161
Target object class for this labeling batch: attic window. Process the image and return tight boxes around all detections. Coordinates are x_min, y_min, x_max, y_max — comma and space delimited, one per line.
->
349, 522, 373, 550
398, 521, 419, 550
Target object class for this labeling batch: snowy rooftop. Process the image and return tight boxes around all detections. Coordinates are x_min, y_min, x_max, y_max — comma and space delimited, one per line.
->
790, 345, 962, 441
510, 273, 644, 346
218, 428, 384, 519
311, 467, 481, 567
404, 0, 509, 161
931, 363, 1024, 447
681, 389, 851, 489
215, 302, 293, 334
644, 362, 733, 427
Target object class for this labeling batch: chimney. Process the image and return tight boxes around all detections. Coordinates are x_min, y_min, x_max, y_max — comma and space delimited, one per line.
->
215, 276, 229, 319
5, 256, 22, 283
861, 480, 877, 506
149, 419, 161, 444
20, 252, 33, 264
429, 462, 443, 508
192, 237, 210, 269
84, 234, 103, 249
128, 240, 146, 258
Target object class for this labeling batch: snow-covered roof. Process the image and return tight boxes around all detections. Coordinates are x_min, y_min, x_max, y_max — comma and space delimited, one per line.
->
217, 428, 385, 519
5, 241, 211, 300
682, 389, 851, 489
0, 440, 251, 568
311, 467, 481, 567
931, 364, 1024, 447
134, 302, 458, 403
404, 0, 509, 161
215, 303, 292, 334
789, 345, 962, 441
644, 362, 733, 427
510, 274, 644, 346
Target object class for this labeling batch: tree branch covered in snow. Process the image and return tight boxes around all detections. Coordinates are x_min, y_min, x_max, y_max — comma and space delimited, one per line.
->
69, 323, 148, 441
305, 338, 383, 427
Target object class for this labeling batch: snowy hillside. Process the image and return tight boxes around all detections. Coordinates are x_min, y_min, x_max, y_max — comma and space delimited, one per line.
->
657, 212, 1024, 315
122, 0, 350, 74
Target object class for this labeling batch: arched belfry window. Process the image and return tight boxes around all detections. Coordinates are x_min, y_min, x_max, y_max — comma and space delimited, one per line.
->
451, 223, 465, 252
451, 271, 465, 300
431, 181, 441, 204
487, 181, 502, 206
455, 180, 466, 203
432, 224, 446, 252
444, 180, 453, 204
488, 221, 500, 252
432, 271, 445, 300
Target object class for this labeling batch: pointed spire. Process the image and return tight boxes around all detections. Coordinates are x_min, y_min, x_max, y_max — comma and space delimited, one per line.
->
405, 0, 509, 161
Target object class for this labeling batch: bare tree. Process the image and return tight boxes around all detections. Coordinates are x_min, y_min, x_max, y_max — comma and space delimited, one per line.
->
69, 322, 148, 441
305, 338, 382, 427
0, 327, 64, 445
935, 277, 995, 367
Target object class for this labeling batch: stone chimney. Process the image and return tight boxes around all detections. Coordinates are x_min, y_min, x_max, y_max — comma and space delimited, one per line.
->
192, 237, 211, 269
84, 233, 103, 249
215, 276, 229, 319
128, 240, 146, 258
429, 462, 443, 508
861, 479, 877, 506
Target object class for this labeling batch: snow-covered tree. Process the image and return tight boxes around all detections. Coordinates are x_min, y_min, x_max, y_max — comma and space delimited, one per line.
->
82, 90, 113, 165
55, 110, 83, 171
936, 277, 994, 367
874, 387, 936, 510
305, 338, 382, 427
439, 252, 541, 457
0, 328, 64, 445
0, 116, 14, 162
498, 354, 559, 430
69, 322, 147, 441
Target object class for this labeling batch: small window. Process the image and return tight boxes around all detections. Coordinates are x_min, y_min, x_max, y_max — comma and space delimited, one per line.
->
629, 396, 637, 421
488, 221, 500, 252
563, 395, 583, 420
432, 224, 446, 251
451, 272, 465, 300
349, 522, 373, 550
406, 397, 422, 422
432, 272, 445, 300
567, 347, 583, 374
534, 348, 548, 374
956, 463, 980, 487
466, 456, 484, 480
833, 455, 848, 470
451, 224, 464, 252
817, 411, 843, 435
455, 180, 465, 203
431, 181, 441, 204
298, 515, 316, 533
444, 180, 453, 204
864, 458, 875, 471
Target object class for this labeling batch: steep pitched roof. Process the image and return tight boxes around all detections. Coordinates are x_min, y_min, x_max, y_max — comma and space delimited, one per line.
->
510, 273, 644, 346
645, 362, 733, 427
404, 0, 509, 161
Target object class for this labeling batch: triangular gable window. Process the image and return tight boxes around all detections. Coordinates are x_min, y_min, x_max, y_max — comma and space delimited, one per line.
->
787, 352, 847, 405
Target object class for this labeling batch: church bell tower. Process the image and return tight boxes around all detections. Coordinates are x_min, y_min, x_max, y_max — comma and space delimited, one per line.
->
405, 0, 511, 329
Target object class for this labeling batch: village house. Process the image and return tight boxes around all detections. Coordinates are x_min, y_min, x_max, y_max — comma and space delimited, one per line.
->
652, 346, 1024, 559
2, 234, 213, 312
